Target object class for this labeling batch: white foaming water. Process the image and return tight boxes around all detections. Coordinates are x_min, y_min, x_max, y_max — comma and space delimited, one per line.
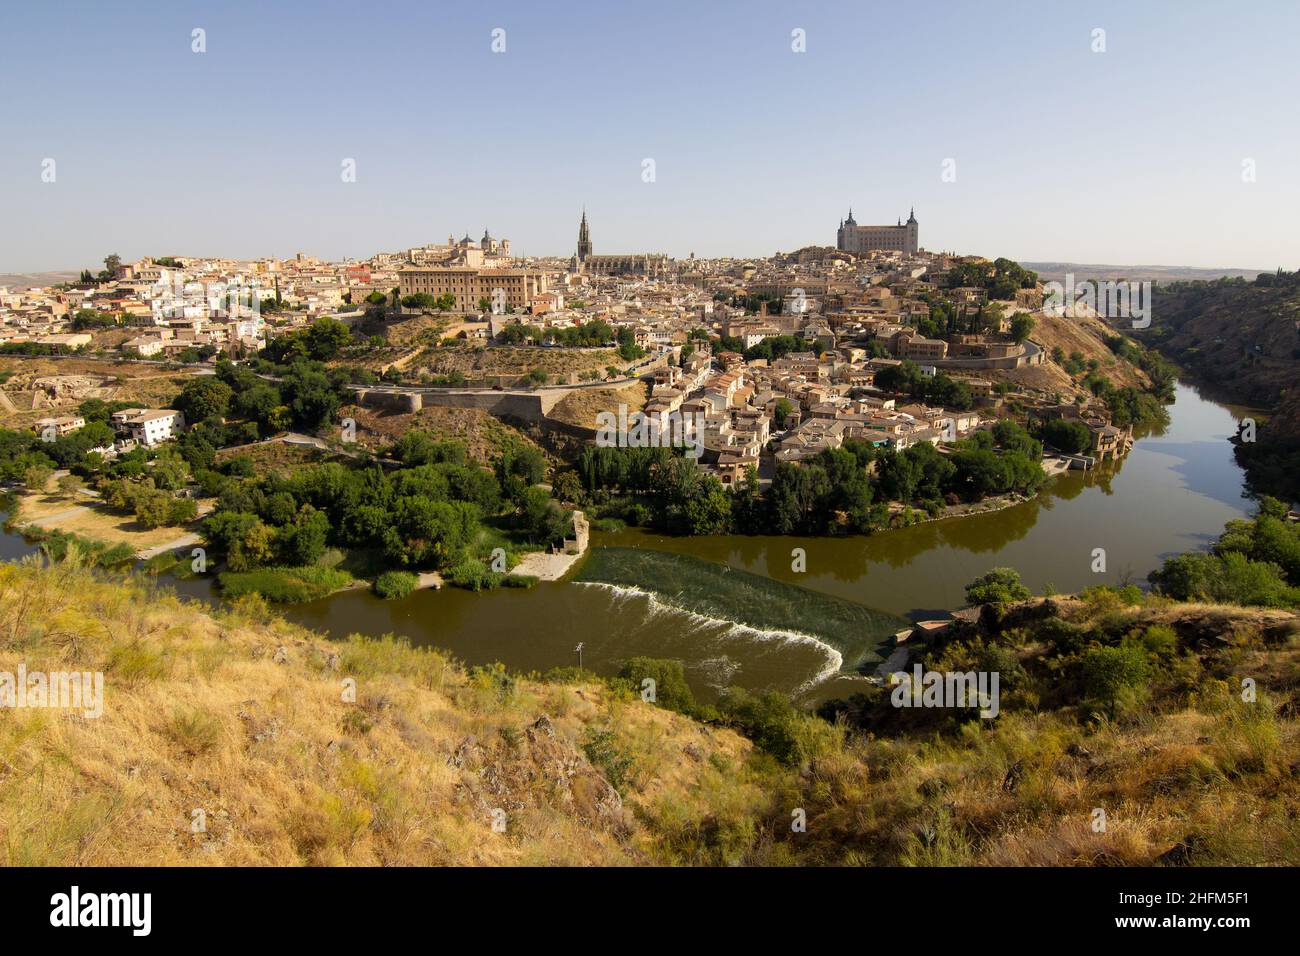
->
695, 655, 742, 689
576, 581, 844, 693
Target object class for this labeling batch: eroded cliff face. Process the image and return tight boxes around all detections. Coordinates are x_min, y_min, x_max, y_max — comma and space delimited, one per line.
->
1147, 278, 1300, 407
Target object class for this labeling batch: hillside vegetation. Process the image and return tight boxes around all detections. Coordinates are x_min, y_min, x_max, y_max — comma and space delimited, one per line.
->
1145, 271, 1300, 500
1148, 273, 1300, 407
3, 541, 1299, 866
0, 555, 767, 865
1007, 306, 1148, 395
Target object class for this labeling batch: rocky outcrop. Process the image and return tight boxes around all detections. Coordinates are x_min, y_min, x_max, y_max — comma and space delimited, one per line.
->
452, 713, 628, 837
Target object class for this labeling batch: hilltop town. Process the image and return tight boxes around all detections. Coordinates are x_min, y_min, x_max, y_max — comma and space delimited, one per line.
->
1, 209, 1162, 513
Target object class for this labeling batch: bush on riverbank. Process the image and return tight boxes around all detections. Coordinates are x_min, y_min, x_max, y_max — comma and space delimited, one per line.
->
373, 570, 418, 600
218, 564, 353, 602
22, 527, 136, 569
965, 567, 1031, 605
445, 556, 503, 591
1149, 498, 1300, 608
141, 549, 201, 579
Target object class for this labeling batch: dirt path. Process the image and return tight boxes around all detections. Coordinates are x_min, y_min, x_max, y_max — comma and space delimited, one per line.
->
137, 533, 203, 561
24, 507, 88, 527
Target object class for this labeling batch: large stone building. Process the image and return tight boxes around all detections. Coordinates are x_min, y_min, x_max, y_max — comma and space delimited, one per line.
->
836, 208, 919, 255
407, 231, 512, 268
398, 265, 549, 312
572, 211, 668, 277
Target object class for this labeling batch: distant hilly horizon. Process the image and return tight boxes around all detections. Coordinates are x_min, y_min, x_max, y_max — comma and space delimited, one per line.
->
0, 270, 81, 288
1022, 262, 1279, 284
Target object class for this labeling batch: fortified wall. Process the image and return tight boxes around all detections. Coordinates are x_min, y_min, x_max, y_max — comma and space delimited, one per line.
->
353, 386, 570, 423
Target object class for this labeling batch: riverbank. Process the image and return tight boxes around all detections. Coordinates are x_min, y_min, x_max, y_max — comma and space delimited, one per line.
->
888, 489, 1032, 526
0, 381, 1262, 702
512, 549, 583, 581
6, 483, 207, 559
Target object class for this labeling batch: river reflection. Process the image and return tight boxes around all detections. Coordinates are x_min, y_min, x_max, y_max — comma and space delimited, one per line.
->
591, 381, 1254, 624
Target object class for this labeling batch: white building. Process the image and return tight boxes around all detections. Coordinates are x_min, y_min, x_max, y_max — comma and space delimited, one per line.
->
112, 408, 186, 446
123, 335, 165, 357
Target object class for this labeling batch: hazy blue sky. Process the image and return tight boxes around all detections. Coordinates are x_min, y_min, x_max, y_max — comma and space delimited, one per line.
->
2, 0, 1297, 272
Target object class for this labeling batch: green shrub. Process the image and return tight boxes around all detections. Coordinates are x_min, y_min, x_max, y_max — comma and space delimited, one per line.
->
468, 662, 515, 700
964, 567, 1030, 606
1150, 548, 1300, 607
373, 570, 418, 600
1133, 624, 1178, 660
1078, 584, 1145, 613
618, 657, 696, 714
716, 686, 839, 766
1036, 617, 1088, 655
539, 666, 597, 684
35, 531, 135, 569
582, 728, 636, 795
218, 565, 352, 603
1080, 641, 1151, 710
445, 557, 502, 591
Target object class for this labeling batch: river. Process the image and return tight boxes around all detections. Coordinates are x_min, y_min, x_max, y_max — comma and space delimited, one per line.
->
0, 381, 1260, 705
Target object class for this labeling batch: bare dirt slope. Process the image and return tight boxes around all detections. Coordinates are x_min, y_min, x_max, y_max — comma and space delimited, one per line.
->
547, 383, 646, 431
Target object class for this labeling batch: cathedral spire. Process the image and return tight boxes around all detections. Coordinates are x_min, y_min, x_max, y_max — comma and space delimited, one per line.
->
577, 208, 592, 262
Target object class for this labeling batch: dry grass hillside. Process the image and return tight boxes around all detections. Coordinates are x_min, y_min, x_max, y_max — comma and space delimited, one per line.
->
1140, 276, 1300, 500
0, 557, 765, 866
1003, 308, 1148, 396
1146, 278, 1300, 407
547, 382, 646, 431
3, 557, 1298, 867
802, 595, 1300, 865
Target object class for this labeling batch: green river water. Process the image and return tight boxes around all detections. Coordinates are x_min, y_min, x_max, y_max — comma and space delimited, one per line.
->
0, 380, 1261, 705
